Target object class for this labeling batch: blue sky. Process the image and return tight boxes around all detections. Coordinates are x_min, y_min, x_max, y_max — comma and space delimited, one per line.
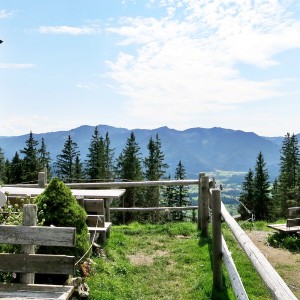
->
1, 0, 300, 137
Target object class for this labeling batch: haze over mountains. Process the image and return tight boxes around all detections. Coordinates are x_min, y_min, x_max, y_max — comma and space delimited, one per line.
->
0, 125, 297, 179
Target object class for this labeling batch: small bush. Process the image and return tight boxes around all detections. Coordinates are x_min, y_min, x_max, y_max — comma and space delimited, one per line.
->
268, 232, 300, 252
35, 178, 90, 258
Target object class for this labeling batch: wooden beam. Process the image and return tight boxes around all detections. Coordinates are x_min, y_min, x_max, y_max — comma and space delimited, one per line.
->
222, 236, 249, 299
0, 254, 75, 275
221, 202, 297, 299
0, 283, 74, 300
0, 225, 76, 247
84, 199, 104, 215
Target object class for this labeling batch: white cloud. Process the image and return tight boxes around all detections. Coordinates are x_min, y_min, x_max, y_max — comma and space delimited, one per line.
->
105, 0, 300, 126
0, 9, 14, 19
38, 25, 101, 35
76, 82, 97, 89
0, 63, 36, 69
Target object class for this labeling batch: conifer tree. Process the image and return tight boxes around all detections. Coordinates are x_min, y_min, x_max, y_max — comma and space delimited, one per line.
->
38, 138, 52, 178
0, 147, 5, 184
173, 160, 189, 221
104, 132, 115, 180
55, 135, 80, 182
85, 127, 103, 180
85, 128, 114, 181
277, 133, 300, 214
144, 134, 168, 221
9, 152, 23, 184
20, 131, 40, 183
74, 155, 83, 182
238, 169, 254, 219
253, 152, 271, 220
116, 132, 144, 222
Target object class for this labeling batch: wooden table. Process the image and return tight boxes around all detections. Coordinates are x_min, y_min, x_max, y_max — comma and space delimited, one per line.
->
0, 186, 126, 222
268, 223, 300, 233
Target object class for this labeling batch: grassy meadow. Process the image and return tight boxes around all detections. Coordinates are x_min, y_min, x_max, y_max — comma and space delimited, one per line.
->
86, 222, 271, 300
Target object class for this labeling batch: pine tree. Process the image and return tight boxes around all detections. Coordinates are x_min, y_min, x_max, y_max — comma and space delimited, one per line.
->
85, 128, 114, 181
104, 132, 115, 180
9, 152, 23, 184
85, 127, 103, 180
4, 159, 11, 184
38, 138, 52, 178
20, 131, 40, 183
0, 147, 5, 184
238, 169, 254, 219
253, 152, 271, 220
277, 133, 300, 215
55, 135, 80, 182
173, 160, 190, 221
74, 155, 83, 182
144, 134, 168, 221
116, 132, 144, 223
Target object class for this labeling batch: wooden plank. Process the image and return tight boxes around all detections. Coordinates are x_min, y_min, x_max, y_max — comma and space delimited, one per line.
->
286, 218, 300, 227
221, 202, 297, 300
0, 254, 75, 274
268, 223, 300, 233
0, 186, 126, 199
84, 199, 104, 215
88, 222, 112, 233
0, 283, 74, 300
87, 215, 105, 227
222, 236, 249, 300
21, 204, 37, 284
288, 207, 300, 218
0, 225, 76, 246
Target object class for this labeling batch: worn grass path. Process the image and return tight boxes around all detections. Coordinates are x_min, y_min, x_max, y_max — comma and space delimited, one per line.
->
86, 222, 271, 300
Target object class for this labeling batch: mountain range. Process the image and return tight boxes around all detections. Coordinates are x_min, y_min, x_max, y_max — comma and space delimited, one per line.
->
0, 125, 297, 180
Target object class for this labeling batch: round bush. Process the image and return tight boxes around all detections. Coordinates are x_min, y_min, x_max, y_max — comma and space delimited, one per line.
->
35, 178, 90, 258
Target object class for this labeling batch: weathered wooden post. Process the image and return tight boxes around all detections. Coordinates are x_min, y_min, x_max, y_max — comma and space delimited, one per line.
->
198, 172, 205, 230
20, 204, 37, 284
212, 188, 222, 290
38, 171, 47, 188
201, 175, 209, 237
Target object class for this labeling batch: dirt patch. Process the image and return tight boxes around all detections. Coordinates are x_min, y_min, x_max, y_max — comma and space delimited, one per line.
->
175, 235, 191, 239
127, 250, 170, 266
127, 254, 153, 266
246, 230, 300, 299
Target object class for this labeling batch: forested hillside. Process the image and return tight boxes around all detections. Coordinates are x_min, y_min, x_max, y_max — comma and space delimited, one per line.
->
0, 124, 289, 178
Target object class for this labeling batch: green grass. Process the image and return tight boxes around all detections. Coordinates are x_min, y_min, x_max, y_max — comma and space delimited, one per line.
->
86, 222, 271, 300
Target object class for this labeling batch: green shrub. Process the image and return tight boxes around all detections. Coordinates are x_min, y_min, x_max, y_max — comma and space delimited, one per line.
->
268, 232, 300, 252
35, 178, 90, 258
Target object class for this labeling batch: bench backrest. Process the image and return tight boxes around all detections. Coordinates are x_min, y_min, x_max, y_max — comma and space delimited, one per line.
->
0, 204, 76, 277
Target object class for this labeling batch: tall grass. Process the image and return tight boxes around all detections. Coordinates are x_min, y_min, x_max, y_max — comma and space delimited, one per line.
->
86, 222, 271, 300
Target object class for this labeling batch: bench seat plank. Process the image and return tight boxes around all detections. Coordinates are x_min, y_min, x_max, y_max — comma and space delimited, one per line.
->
0, 254, 75, 274
0, 283, 74, 300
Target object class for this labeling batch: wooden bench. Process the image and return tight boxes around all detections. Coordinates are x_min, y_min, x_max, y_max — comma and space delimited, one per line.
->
268, 207, 300, 233
0, 204, 76, 300
76, 197, 111, 243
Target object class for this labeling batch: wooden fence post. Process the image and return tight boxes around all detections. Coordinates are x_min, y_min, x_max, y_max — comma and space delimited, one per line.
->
38, 171, 46, 188
20, 204, 37, 284
212, 188, 222, 290
201, 175, 209, 237
198, 172, 205, 230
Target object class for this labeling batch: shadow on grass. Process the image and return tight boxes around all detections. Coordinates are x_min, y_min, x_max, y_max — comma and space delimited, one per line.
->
199, 234, 231, 300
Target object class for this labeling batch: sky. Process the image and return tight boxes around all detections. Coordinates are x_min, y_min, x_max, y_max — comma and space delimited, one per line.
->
0, 0, 300, 137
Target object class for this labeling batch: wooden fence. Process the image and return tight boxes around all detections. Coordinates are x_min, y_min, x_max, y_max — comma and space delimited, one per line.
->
3, 172, 298, 299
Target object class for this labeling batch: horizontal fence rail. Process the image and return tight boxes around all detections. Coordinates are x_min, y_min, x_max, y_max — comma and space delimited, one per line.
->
220, 201, 297, 300
110, 206, 198, 212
